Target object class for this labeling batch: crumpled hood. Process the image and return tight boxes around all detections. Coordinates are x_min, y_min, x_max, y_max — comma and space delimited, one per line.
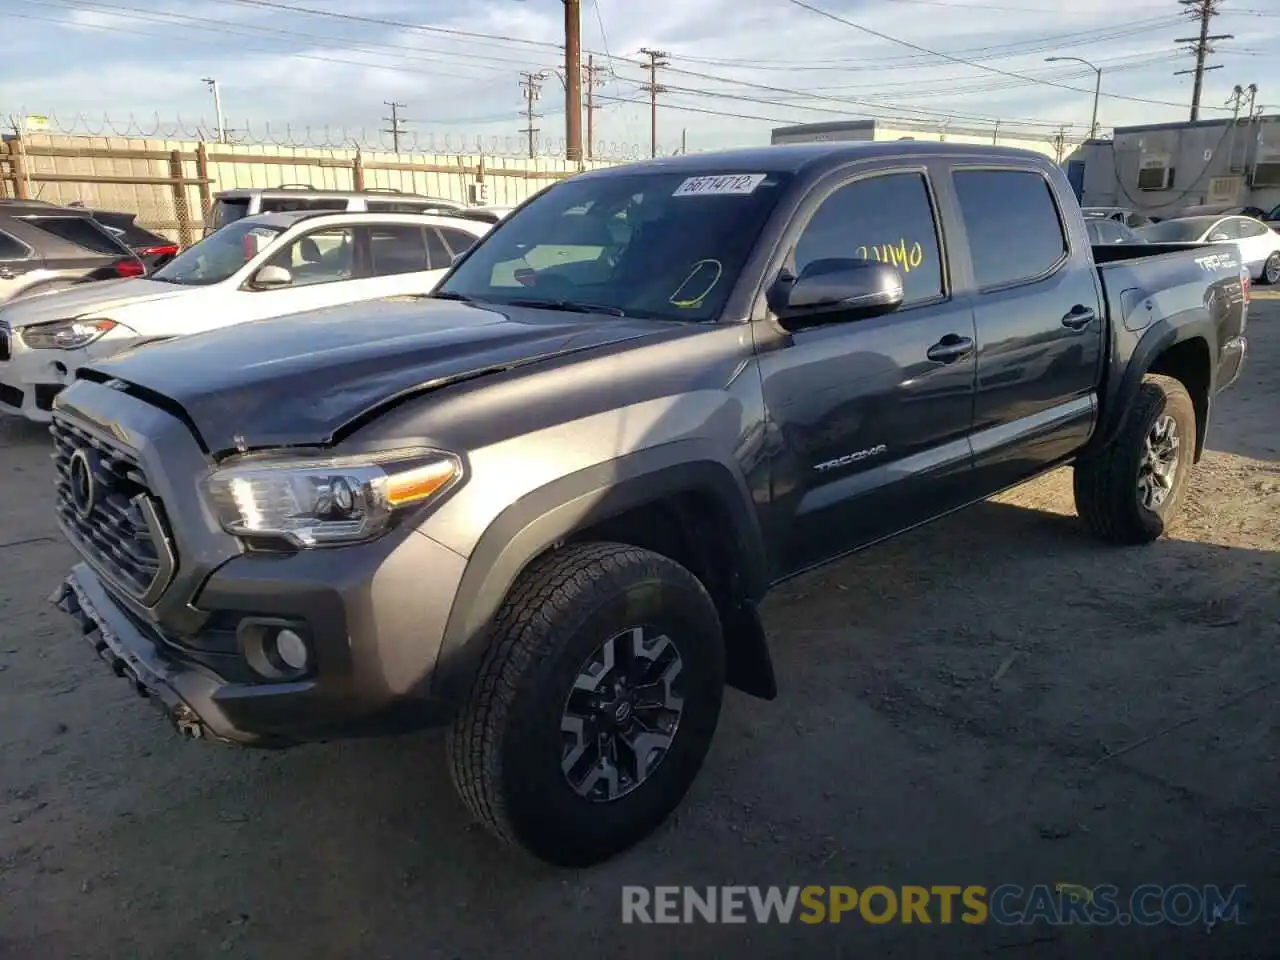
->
80, 296, 665, 454
1, 278, 189, 328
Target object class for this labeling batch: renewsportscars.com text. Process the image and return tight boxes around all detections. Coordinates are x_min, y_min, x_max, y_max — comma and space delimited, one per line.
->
621, 884, 1248, 926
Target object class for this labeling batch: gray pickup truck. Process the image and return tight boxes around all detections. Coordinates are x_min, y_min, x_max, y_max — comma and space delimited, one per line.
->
49, 142, 1248, 867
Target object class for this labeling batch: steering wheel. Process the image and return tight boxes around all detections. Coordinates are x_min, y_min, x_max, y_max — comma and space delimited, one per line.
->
525, 271, 577, 298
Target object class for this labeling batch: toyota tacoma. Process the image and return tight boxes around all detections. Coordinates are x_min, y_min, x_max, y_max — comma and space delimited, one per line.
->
48, 142, 1248, 867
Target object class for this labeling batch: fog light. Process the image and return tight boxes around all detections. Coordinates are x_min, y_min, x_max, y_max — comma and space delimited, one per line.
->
273, 628, 309, 671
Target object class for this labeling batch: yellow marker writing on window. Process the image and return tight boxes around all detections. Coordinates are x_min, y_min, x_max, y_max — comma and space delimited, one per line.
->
669, 259, 723, 308
857, 240, 925, 273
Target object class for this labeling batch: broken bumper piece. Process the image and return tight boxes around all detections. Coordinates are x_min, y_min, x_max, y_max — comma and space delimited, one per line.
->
50, 563, 232, 744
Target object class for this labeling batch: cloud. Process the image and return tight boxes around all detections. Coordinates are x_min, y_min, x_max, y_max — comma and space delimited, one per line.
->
2, 0, 1277, 154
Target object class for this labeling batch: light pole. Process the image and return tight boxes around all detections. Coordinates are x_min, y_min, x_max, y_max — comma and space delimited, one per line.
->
201, 77, 226, 144
1045, 56, 1101, 140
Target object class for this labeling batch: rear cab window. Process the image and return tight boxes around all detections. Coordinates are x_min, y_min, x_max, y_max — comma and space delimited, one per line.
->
952, 169, 1068, 289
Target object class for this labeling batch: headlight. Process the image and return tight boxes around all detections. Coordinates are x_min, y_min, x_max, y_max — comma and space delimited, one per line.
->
201, 448, 461, 548
21, 318, 118, 350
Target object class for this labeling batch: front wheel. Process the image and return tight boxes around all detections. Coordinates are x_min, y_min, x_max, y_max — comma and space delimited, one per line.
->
447, 542, 725, 867
1073, 374, 1196, 545
1263, 252, 1280, 286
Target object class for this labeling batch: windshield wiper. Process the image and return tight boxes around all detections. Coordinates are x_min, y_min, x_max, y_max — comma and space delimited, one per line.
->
429, 291, 478, 302
506, 297, 627, 317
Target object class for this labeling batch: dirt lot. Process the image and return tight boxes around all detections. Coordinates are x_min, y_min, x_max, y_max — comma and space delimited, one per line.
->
2, 301, 1277, 959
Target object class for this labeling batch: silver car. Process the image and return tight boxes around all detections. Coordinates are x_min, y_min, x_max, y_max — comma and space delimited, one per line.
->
1137, 214, 1280, 284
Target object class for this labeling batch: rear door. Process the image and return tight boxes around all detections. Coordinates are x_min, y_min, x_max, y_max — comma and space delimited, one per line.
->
364, 223, 447, 294
951, 165, 1104, 493
757, 165, 979, 575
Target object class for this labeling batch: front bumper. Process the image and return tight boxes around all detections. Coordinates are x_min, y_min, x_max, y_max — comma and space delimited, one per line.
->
0, 332, 79, 422
51, 526, 468, 746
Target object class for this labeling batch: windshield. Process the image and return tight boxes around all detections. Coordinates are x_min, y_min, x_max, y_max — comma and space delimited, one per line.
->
1136, 218, 1214, 242
436, 170, 794, 321
152, 220, 282, 286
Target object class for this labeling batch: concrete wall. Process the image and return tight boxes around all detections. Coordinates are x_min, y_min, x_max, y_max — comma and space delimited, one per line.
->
2, 134, 623, 242
1066, 115, 1280, 216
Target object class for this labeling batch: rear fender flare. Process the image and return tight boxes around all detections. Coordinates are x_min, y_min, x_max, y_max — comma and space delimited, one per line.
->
1085, 318, 1214, 460
429, 440, 772, 707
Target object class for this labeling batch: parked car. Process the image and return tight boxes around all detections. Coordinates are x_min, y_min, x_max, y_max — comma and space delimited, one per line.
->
206, 186, 464, 236
457, 204, 515, 224
47, 142, 1247, 867
80, 208, 180, 272
1136, 214, 1280, 284
1172, 203, 1270, 221
1086, 217, 1147, 244
0, 210, 488, 421
0, 200, 145, 305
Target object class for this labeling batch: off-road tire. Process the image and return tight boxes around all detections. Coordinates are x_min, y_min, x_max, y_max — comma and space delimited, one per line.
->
447, 542, 725, 867
1073, 373, 1196, 545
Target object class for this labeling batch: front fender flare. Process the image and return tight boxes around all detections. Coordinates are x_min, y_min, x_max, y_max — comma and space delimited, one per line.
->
429, 440, 771, 707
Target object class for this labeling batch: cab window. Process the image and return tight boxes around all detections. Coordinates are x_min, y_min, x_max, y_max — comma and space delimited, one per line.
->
793, 172, 944, 303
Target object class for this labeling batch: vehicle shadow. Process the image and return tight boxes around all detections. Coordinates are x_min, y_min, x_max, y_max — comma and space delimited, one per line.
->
12, 496, 1274, 960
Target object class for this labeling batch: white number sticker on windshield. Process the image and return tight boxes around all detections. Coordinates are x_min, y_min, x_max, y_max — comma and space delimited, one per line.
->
672, 174, 767, 197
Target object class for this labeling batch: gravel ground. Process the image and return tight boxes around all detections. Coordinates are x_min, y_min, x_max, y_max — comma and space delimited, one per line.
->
1, 300, 1277, 959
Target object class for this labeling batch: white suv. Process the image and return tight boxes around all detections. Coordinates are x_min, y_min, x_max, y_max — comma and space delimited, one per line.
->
207, 187, 464, 235
0, 210, 489, 422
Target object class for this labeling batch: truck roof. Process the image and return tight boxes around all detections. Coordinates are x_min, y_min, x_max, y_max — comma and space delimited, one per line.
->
574, 140, 1051, 180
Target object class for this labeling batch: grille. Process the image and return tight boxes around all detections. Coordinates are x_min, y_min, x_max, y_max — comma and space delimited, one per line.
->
51, 416, 173, 601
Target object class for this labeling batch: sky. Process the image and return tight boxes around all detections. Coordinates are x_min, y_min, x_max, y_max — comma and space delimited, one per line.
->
2, 0, 1278, 158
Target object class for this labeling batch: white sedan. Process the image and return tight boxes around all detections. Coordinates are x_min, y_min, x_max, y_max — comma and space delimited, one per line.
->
1137, 213, 1280, 284
0, 210, 489, 421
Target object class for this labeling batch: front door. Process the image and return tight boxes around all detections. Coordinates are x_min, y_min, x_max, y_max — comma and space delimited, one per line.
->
757, 168, 978, 577
951, 167, 1104, 492
231, 224, 367, 324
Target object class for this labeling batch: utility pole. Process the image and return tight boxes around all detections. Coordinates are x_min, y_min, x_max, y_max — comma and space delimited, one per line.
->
201, 77, 226, 144
1175, 0, 1232, 122
639, 47, 669, 158
583, 55, 609, 162
519, 71, 548, 159
1244, 82, 1258, 120
1053, 125, 1068, 164
563, 0, 583, 162
382, 101, 408, 153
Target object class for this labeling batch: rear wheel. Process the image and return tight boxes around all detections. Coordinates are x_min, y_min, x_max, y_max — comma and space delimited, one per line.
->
1073, 374, 1196, 545
447, 542, 725, 867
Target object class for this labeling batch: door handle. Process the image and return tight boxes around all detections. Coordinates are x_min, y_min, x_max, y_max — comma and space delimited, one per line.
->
926, 334, 974, 363
1061, 305, 1096, 330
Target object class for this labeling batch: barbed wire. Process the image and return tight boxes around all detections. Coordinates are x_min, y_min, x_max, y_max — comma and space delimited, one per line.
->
7, 108, 1088, 160
6, 108, 665, 159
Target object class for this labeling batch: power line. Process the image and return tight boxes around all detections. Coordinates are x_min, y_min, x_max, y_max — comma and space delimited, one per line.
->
638, 48, 669, 158
1174, 0, 1232, 121
20, 0, 553, 76
781, 0, 1232, 112
667, 15, 1182, 72
382, 101, 408, 153
2, 7, 525, 89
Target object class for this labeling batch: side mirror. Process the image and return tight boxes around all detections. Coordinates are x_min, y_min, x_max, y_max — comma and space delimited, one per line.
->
767, 258, 905, 327
252, 264, 293, 289
1208, 233, 1229, 243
